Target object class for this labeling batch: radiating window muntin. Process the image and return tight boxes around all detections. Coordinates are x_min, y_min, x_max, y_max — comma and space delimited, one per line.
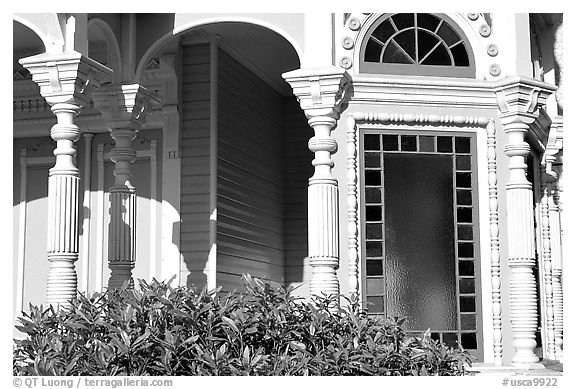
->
360, 13, 475, 77
361, 129, 482, 355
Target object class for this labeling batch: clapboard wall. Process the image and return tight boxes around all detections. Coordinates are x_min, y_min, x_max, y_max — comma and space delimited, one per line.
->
179, 43, 212, 288
216, 49, 285, 291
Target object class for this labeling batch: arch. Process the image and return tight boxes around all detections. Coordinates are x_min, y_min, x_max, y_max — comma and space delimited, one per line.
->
88, 18, 122, 83
13, 16, 48, 53
355, 13, 479, 78
136, 16, 304, 82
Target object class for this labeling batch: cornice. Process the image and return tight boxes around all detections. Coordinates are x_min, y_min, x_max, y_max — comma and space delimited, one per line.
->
494, 76, 556, 123
349, 74, 497, 108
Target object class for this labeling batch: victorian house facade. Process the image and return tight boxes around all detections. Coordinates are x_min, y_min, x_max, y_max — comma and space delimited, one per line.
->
13, 13, 564, 371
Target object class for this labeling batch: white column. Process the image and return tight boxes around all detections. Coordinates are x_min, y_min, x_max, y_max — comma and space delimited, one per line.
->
93, 84, 159, 289
19, 52, 111, 306
283, 67, 351, 300
539, 165, 556, 360
495, 76, 554, 367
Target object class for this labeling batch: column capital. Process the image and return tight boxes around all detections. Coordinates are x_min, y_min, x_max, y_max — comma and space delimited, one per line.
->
495, 76, 555, 125
19, 51, 112, 107
92, 84, 161, 130
282, 66, 352, 119
544, 117, 563, 178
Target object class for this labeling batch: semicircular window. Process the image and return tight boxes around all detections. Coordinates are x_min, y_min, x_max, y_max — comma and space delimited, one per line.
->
361, 13, 475, 78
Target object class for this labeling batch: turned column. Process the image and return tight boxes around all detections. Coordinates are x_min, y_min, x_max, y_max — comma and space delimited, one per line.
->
496, 77, 555, 366
19, 52, 110, 306
545, 117, 563, 359
283, 67, 351, 299
93, 84, 158, 289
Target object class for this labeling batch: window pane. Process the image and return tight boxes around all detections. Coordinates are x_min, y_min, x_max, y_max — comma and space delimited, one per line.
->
437, 22, 460, 46
443, 333, 459, 348
457, 207, 472, 223
456, 155, 471, 170
422, 44, 451, 65
437, 136, 452, 152
394, 30, 416, 62
461, 314, 476, 330
365, 187, 381, 203
417, 14, 441, 32
458, 261, 474, 276
366, 223, 382, 239
419, 136, 435, 152
457, 225, 474, 240
365, 152, 381, 168
364, 134, 381, 150
367, 278, 384, 295
455, 137, 471, 153
383, 153, 457, 331
366, 260, 383, 276
366, 205, 382, 221
458, 242, 474, 258
365, 170, 381, 186
460, 296, 476, 312
401, 135, 417, 151
392, 13, 415, 30
367, 296, 384, 312
383, 40, 413, 64
457, 189, 472, 205
366, 241, 383, 257
365, 38, 383, 62
461, 333, 477, 349
383, 135, 399, 151
417, 30, 440, 63
456, 172, 472, 188
459, 278, 475, 294
451, 42, 470, 67
372, 19, 395, 44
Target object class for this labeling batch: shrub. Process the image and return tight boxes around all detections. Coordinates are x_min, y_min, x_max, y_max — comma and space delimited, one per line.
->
13, 275, 472, 376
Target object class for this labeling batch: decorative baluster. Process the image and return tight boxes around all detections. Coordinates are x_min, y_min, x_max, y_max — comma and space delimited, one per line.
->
346, 115, 359, 296
486, 119, 503, 366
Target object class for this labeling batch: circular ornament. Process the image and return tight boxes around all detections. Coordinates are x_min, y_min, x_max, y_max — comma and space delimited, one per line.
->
468, 13, 479, 20
480, 24, 491, 37
349, 17, 361, 31
342, 36, 354, 50
340, 56, 353, 69
487, 43, 499, 57
489, 63, 501, 76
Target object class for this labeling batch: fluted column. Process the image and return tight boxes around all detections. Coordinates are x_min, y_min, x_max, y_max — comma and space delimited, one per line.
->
19, 52, 111, 306
283, 67, 351, 300
93, 84, 159, 290
496, 76, 555, 367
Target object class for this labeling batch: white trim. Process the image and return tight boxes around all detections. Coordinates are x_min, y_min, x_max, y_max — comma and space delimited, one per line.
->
80, 133, 94, 294
15, 149, 28, 316
346, 112, 497, 362
149, 140, 158, 279
207, 37, 219, 291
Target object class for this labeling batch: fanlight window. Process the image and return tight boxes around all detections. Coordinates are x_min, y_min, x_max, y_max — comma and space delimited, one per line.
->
361, 13, 474, 77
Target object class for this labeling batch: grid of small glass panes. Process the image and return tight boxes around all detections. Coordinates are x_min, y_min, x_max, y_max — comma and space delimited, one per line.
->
362, 132, 480, 352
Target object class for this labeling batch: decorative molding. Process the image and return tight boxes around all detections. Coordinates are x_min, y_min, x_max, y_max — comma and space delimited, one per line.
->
539, 165, 556, 360
486, 119, 503, 366
346, 112, 494, 313
479, 24, 492, 37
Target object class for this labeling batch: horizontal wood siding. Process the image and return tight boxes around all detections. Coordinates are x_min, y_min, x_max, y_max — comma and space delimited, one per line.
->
180, 44, 211, 289
283, 97, 313, 297
217, 49, 285, 292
